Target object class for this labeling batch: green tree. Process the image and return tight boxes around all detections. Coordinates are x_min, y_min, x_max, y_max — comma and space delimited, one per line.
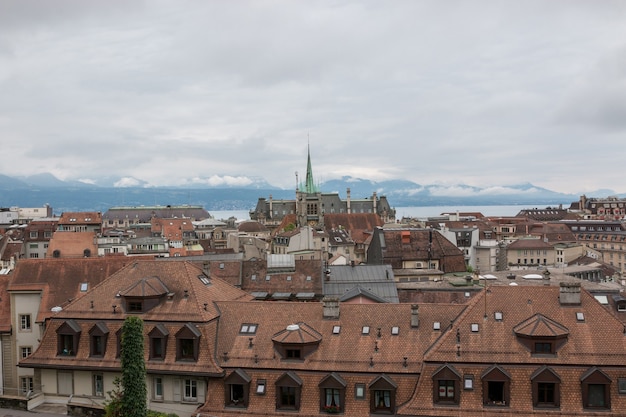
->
121, 316, 147, 417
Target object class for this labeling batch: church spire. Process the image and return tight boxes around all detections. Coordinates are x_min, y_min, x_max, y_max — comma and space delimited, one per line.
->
304, 144, 318, 194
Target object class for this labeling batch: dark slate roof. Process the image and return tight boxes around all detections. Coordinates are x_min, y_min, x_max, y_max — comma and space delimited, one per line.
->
324, 264, 399, 303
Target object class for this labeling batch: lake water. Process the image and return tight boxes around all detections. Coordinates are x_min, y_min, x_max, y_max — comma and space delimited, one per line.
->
211, 203, 569, 222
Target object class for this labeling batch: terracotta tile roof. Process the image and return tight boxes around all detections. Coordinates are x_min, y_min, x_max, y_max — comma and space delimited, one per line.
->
20, 260, 253, 375
241, 259, 323, 296
46, 231, 98, 258
324, 213, 383, 244
424, 285, 626, 366
399, 284, 626, 416
58, 212, 102, 225
214, 301, 466, 374
373, 228, 467, 273
9, 257, 132, 323
507, 238, 553, 249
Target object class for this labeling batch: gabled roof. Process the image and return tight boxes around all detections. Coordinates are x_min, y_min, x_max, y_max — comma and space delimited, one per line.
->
325, 264, 398, 303
339, 286, 389, 304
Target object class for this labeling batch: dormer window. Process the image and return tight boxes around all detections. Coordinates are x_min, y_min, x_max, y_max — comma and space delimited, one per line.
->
514, 314, 569, 357
272, 323, 322, 361
89, 322, 109, 357
127, 300, 143, 312
57, 320, 81, 356
149, 324, 169, 360
176, 323, 201, 361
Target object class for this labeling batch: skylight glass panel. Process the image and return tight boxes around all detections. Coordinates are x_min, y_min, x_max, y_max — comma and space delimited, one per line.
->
332, 325, 341, 334
471, 323, 479, 332
391, 326, 399, 335
494, 312, 503, 321
362, 326, 370, 335
433, 322, 441, 330
576, 312, 585, 321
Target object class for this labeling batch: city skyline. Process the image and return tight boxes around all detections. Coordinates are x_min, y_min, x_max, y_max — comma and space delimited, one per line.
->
1, 1, 625, 194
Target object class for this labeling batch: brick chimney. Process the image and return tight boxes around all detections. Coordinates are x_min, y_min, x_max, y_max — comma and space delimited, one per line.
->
323, 297, 340, 319
559, 282, 581, 305
411, 304, 419, 328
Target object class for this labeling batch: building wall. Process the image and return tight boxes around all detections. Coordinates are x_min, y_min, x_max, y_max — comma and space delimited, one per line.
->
12, 293, 41, 390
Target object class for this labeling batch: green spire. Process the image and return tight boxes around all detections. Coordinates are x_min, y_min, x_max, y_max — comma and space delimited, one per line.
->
304, 145, 319, 194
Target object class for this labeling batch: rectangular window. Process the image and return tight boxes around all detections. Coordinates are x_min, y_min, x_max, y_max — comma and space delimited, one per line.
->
537, 382, 555, 404
374, 390, 391, 410
324, 388, 341, 411
286, 349, 301, 359
21, 377, 34, 395
184, 379, 197, 401
534, 342, 553, 354
93, 374, 104, 397
91, 335, 104, 356
179, 339, 195, 359
279, 386, 297, 408
20, 315, 31, 331
256, 380, 266, 395
154, 377, 163, 400
21, 346, 32, 359
438, 380, 455, 399
588, 384, 606, 407
355, 383, 366, 399
151, 338, 164, 359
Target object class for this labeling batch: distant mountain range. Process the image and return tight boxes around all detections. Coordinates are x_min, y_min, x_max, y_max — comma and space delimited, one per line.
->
0, 173, 618, 215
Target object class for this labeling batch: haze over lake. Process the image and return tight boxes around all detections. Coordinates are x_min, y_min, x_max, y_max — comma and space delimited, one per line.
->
212, 203, 570, 222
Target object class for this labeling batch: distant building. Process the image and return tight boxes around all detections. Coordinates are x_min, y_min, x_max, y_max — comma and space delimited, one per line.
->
250, 147, 396, 228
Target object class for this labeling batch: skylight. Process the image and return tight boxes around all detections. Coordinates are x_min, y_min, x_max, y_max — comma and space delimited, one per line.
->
362, 326, 370, 335
471, 323, 479, 332
433, 322, 441, 330
240, 324, 258, 335
391, 326, 399, 335
332, 325, 341, 334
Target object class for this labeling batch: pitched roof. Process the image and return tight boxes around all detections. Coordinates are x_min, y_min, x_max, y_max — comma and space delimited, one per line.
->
20, 260, 253, 375
324, 264, 399, 303
8, 258, 133, 322
324, 213, 383, 244
214, 301, 465, 374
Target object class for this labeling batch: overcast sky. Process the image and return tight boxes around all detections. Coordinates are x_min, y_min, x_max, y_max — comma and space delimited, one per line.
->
1, 1, 625, 194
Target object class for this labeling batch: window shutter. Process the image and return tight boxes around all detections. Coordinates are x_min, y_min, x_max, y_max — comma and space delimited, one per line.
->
197, 379, 206, 403
173, 378, 181, 402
